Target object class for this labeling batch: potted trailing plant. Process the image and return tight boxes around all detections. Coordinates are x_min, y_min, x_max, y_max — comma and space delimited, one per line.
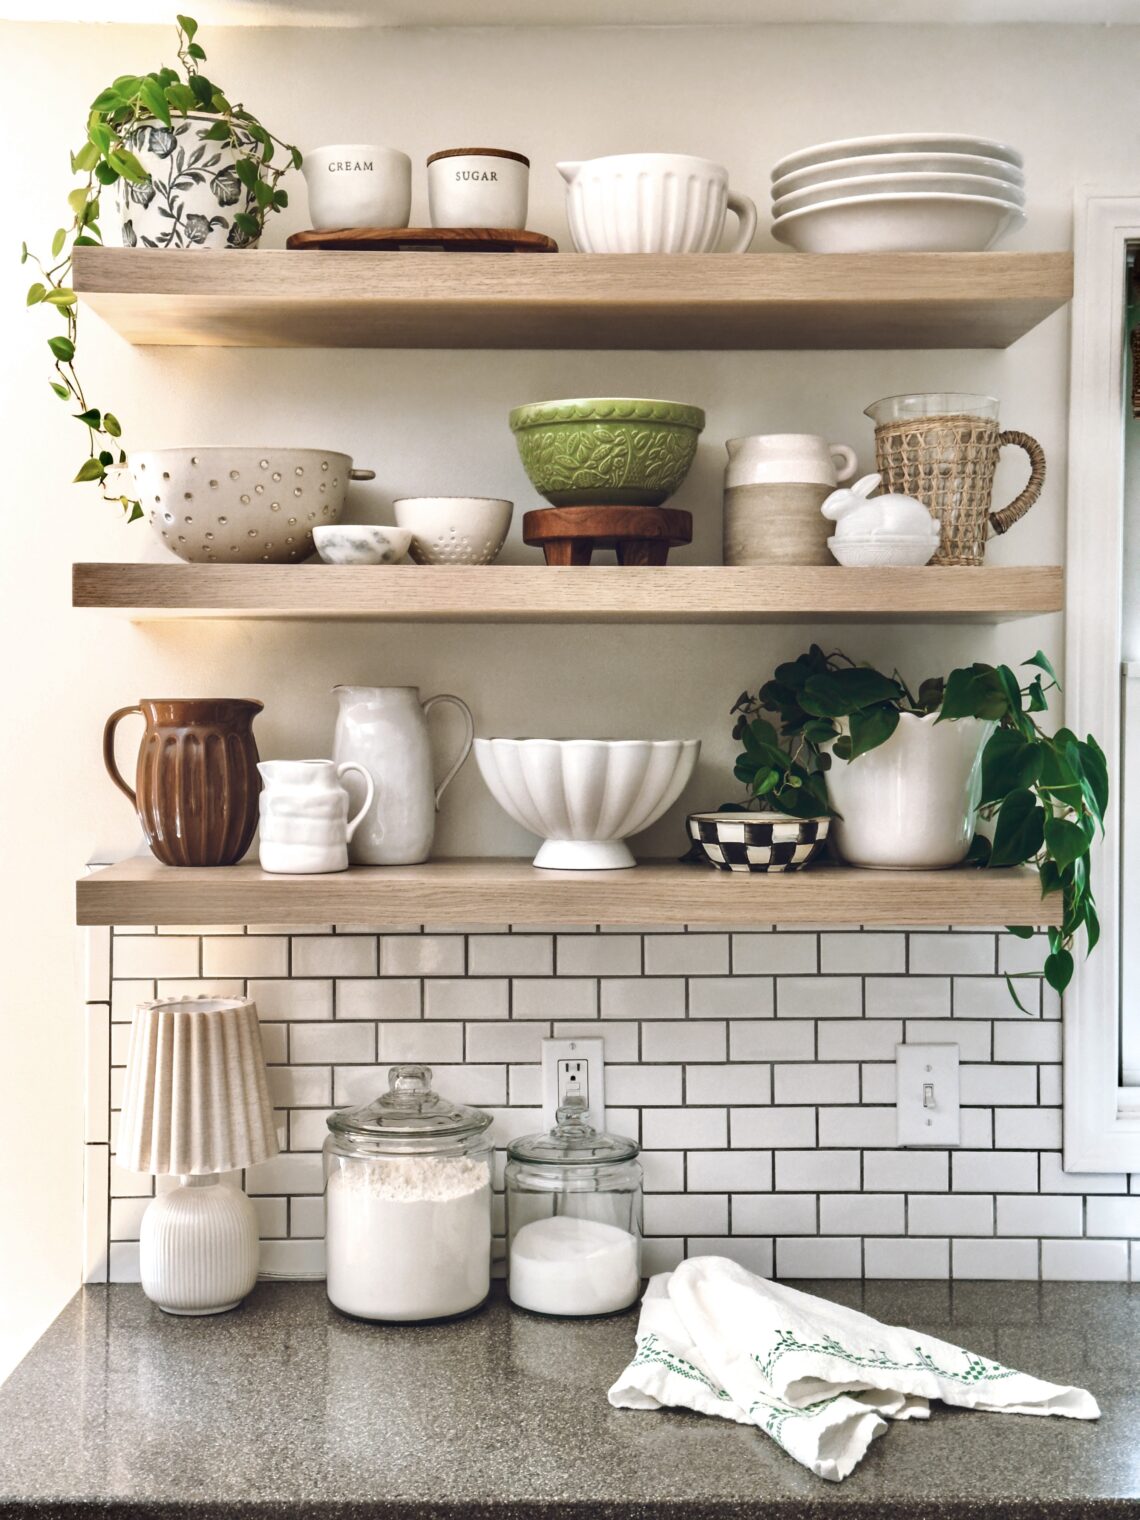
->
21, 14, 300, 519
730, 645, 1107, 1000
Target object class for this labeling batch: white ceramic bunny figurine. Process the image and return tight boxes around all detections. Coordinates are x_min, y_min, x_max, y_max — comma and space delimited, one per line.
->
821, 473, 941, 566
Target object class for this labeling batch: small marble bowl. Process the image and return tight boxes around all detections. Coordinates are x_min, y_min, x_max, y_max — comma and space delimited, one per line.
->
312, 526, 413, 565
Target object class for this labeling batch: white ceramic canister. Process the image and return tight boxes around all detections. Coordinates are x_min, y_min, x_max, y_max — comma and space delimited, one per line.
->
332, 686, 475, 865
823, 713, 995, 869
557, 153, 757, 254
427, 148, 529, 229
302, 144, 412, 230
257, 759, 375, 875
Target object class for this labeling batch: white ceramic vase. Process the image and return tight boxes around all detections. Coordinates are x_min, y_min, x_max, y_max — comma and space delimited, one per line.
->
332, 686, 474, 865
824, 713, 994, 869
139, 1176, 260, 1315
257, 759, 375, 874
557, 153, 757, 253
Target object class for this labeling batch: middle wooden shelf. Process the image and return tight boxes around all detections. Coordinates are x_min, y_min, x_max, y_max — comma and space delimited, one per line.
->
77, 857, 1058, 929
73, 562, 1063, 623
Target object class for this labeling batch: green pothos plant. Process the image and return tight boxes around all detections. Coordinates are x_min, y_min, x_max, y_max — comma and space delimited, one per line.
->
729, 645, 1108, 1004
21, 14, 300, 520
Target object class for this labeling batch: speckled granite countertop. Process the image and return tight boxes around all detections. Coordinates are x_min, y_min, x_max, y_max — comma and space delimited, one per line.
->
0, 1280, 1137, 1519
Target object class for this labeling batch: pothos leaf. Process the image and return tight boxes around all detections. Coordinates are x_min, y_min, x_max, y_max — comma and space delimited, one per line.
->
1044, 948, 1074, 994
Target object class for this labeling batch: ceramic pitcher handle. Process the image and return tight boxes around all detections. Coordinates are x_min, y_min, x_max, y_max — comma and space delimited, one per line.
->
349, 468, 376, 481
725, 191, 758, 254
988, 431, 1046, 536
337, 762, 375, 842
103, 705, 142, 806
830, 444, 858, 484
422, 694, 475, 810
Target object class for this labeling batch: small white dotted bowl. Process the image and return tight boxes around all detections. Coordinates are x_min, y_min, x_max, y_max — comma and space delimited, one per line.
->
132, 448, 375, 564
394, 496, 513, 565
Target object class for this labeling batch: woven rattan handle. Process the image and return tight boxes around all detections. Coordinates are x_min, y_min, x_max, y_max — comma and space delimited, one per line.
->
988, 430, 1046, 537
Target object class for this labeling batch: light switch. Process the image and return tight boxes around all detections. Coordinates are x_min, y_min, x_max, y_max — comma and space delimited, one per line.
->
896, 1043, 960, 1147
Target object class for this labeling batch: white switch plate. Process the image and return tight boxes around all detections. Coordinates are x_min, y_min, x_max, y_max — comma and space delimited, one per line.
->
896, 1043, 960, 1147
541, 1037, 606, 1131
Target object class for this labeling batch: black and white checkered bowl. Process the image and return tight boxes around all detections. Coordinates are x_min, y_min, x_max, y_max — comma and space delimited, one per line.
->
686, 812, 830, 873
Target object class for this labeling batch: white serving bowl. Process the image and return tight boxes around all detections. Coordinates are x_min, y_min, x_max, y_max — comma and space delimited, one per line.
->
474, 737, 700, 869
394, 496, 513, 565
772, 149, 1024, 197
772, 171, 1025, 219
134, 447, 375, 564
771, 133, 1024, 181
312, 525, 413, 565
771, 192, 1024, 254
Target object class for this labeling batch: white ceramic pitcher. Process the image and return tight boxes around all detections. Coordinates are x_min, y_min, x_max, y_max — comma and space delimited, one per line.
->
257, 759, 375, 876
332, 686, 475, 866
724, 434, 858, 489
557, 154, 757, 253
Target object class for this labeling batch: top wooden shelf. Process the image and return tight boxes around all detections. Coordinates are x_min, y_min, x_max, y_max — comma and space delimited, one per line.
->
71, 249, 1073, 351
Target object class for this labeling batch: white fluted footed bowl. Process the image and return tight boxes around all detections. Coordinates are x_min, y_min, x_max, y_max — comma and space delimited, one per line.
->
475, 737, 700, 869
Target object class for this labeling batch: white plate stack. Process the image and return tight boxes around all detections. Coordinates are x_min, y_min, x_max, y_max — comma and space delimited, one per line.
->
769, 133, 1025, 254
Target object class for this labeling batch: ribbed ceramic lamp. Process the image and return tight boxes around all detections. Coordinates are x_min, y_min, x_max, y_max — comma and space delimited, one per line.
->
117, 995, 278, 1316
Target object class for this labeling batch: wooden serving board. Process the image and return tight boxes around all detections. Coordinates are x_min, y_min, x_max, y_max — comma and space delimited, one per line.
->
523, 506, 693, 566
286, 227, 558, 253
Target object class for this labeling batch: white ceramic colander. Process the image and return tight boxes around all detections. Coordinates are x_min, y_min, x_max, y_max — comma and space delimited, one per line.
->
133, 448, 376, 564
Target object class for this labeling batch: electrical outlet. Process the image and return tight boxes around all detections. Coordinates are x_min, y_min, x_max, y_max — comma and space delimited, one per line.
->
896, 1042, 960, 1147
541, 1037, 606, 1130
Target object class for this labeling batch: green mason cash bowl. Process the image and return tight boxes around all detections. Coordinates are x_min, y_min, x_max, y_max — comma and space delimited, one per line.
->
509, 396, 706, 507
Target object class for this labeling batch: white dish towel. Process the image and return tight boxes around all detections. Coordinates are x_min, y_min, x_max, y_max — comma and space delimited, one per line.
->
608, 1256, 1099, 1482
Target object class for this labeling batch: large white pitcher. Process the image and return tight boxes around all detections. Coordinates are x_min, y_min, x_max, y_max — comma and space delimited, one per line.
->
332, 686, 474, 865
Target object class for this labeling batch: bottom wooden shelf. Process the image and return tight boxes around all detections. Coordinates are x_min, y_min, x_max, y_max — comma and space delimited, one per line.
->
77, 857, 1057, 928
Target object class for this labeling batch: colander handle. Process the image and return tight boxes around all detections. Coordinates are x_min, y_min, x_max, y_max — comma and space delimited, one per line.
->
349, 468, 376, 481
988, 431, 1046, 537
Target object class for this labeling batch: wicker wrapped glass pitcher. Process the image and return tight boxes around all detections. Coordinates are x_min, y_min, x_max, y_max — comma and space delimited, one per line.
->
865, 393, 1045, 566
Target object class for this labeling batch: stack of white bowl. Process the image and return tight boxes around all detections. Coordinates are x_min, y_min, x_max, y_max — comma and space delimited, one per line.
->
769, 134, 1025, 254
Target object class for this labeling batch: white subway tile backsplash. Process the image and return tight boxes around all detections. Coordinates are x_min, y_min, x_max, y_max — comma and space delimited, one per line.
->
643, 935, 729, 976
96, 922, 1140, 1286
600, 977, 684, 1020
820, 934, 906, 975
686, 1064, 770, 1106
688, 977, 774, 1020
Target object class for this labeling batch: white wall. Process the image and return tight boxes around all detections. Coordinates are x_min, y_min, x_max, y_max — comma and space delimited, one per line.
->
0, 17, 1133, 1379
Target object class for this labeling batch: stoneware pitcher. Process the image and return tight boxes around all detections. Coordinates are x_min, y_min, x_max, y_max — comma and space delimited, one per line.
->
103, 698, 262, 867
332, 686, 474, 865
723, 434, 858, 567
557, 153, 757, 254
257, 760, 375, 875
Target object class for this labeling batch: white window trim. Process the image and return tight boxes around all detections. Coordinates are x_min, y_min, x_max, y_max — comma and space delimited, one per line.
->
1063, 188, 1140, 1170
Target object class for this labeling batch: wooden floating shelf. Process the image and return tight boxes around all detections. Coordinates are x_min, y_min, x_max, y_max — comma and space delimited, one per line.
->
71, 249, 1073, 350
72, 563, 1063, 624
78, 857, 1057, 929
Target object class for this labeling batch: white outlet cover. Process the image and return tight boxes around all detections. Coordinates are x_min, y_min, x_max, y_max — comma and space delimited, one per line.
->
896, 1043, 960, 1147
541, 1037, 606, 1131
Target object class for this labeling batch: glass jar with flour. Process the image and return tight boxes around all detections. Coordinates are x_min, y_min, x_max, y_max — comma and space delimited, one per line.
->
505, 1100, 642, 1317
323, 1065, 492, 1322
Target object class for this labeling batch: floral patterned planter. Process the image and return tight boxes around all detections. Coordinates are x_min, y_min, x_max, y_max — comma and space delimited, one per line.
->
117, 112, 259, 249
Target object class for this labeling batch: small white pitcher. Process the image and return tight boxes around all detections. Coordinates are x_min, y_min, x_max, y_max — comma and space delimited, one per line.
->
257, 759, 375, 875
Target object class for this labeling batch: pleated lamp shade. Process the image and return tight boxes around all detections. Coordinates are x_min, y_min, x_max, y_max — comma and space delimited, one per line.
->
117, 996, 279, 1176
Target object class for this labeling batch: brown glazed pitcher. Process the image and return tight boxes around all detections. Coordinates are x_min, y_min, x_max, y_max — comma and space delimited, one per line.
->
103, 699, 263, 867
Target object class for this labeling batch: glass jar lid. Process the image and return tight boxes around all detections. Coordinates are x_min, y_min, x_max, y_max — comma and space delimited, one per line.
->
507, 1098, 639, 1166
326, 1064, 492, 1146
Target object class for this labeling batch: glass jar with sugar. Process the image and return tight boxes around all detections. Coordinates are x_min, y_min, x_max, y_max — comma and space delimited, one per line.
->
323, 1064, 492, 1322
505, 1100, 642, 1317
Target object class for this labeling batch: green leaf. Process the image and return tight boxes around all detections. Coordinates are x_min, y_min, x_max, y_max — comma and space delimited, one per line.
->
25, 282, 46, 306
1077, 735, 1109, 823
20, 241, 28, 263
989, 787, 1045, 866
67, 186, 91, 217
966, 834, 992, 865
1003, 974, 1035, 1014
94, 161, 120, 186
107, 148, 147, 182
846, 702, 899, 759
49, 380, 69, 398
1043, 815, 1091, 874
234, 156, 259, 190
139, 78, 172, 126
1044, 948, 1074, 994
73, 140, 100, 173
73, 458, 105, 483
74, 408, 101, 428
800, 667, 902, 719
979, 728, 1040, 804
290, 146, 303, 169
103, 412, 122, 438
254, 178, 275, 209
1005, 923, 1034, 938
197, 84, 225, 113
164, 82, 198, 114
937, 663, 1010, 722
187, 41, 206, 60
1085, 900, 1100, 955
48, 335, 75, 362
50, 227, 67, 257
232, 211, 260, 239
44, 288, 77, 306
177, 12, 199, 37
1026, 676, 1048, 712
1023, 649, 1059, 685
915, 676, 945, 712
